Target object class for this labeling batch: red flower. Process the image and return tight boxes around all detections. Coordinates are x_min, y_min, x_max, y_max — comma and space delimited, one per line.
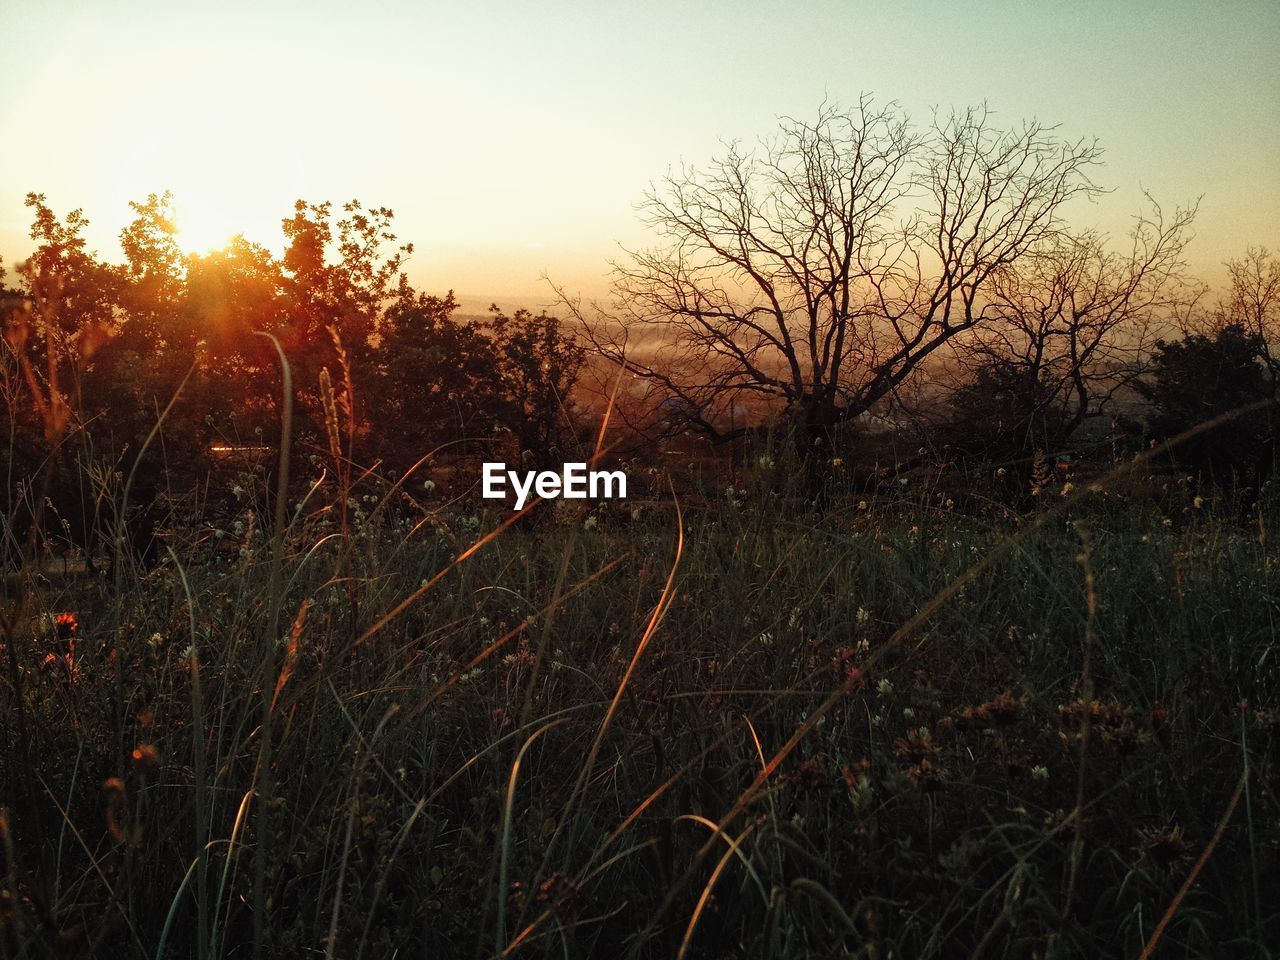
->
54, 612, 79, 641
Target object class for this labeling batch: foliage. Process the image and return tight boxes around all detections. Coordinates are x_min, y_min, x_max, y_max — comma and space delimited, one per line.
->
1136, 324, 1277, 483
0, 463, 1275, 958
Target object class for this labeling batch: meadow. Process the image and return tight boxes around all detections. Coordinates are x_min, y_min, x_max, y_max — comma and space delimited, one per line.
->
3, 449, 1276, 959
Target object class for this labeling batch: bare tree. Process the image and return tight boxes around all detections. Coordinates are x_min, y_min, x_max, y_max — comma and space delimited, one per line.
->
936, 197, 1198, 458
1212, 247, 1280, 393
570, 97, 1104, 460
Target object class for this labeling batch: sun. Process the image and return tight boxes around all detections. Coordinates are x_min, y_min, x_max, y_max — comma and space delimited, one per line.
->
174, 198, 241, 255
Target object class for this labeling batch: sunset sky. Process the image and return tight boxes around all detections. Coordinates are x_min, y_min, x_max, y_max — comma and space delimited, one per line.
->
2, 0, 1277, 309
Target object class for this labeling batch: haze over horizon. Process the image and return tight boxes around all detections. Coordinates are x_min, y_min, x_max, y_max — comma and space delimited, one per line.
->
2, 0, 1277, 302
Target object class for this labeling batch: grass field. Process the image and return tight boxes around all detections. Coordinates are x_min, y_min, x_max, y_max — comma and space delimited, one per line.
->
2, 459, 1278, 958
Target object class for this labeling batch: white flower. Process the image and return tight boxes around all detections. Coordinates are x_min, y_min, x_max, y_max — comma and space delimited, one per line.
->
902, 707, 915, 719
856, 607, 870, 624
423, 479, 436, 492
583, 515, 598, 530
1031, 765, 1049, 782
876, 678, 894, 695
232, 484, 245, 499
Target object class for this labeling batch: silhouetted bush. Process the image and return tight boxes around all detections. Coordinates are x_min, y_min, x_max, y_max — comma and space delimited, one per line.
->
1136, 324, 1278, 484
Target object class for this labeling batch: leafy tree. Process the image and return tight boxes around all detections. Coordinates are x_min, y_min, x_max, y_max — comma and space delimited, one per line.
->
482, 306, 586, 467
371, 288, 489, 469
279, 199, 418, 462
937, 359, 1070, 462
1136, 324, 1276, 481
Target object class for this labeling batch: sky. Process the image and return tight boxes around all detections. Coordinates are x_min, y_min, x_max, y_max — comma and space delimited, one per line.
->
1, 0, 1277, 310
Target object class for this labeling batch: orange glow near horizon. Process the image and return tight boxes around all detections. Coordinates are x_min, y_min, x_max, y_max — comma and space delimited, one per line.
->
0, 2, 1276, 301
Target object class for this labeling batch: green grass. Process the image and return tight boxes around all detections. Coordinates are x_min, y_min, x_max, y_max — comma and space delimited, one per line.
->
2, 468, 1278, 958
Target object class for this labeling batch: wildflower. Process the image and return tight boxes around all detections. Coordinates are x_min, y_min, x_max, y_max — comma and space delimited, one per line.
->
1031, 764, 1049, 782
902, 707, 915, 719
787, 756, 827, 790
103, 777, 130, 845
831, 457, 843, 468
856, 607, 870, 624
535, 873, 578, 910
1193, 496, 1204, 509
906, 757, 946, 793
831, 646, 864, 687
232, 484, 245, 499
961, 691, 1023, 729
423, 479, 436, 492
894, 728, 938, 765
876, 678, 894, 696
896, 727, 947, 793
42, 652, 78, 686
54, 612, 79, 641
857, 500, 868, 511
583, 515, 598, 530
130, 744, 160, 775
1140, 824, 1188, 870
1058, 698, 1147, 752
